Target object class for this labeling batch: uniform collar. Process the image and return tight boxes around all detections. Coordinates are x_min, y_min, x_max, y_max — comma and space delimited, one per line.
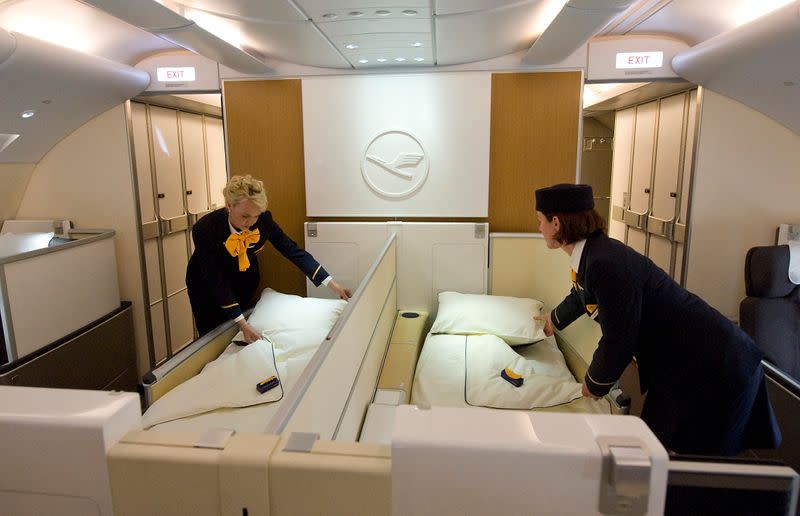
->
570, 238, 587, 273
228, 220, 241, 235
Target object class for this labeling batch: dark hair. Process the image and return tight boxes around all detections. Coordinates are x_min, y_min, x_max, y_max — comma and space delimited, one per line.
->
543, 209, 605, 245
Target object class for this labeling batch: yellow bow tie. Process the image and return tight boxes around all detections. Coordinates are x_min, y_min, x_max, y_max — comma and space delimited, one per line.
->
225, 229, 260, 271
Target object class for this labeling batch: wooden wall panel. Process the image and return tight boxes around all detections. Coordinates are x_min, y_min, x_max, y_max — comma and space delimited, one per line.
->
224, 79, 308, 298
489, 72, 582, 233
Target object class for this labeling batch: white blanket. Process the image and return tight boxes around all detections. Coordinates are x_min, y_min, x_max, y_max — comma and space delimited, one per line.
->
142, 338, 283, 428
412, 334, 599, 410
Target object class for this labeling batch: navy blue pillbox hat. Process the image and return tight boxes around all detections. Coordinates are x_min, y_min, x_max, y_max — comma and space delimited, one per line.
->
535, 183, 594, 213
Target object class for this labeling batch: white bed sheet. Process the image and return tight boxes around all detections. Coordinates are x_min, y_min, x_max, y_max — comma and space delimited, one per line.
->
149, 344, 316, 433
411, 333, 610, 413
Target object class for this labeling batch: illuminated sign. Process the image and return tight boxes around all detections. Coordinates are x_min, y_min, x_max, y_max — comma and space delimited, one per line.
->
615, 52, 663, 69
156, 67, 196, 82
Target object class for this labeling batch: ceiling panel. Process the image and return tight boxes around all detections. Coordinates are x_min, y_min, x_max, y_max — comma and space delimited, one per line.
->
435, 0, 535, 16
303, 6, 432, 22
348, 48, 434, 68
317, 18, 431, 37
296, 0, 430, 14
176, 0, 307, 22
231, 18, 351, 68
435, 1, 546, 65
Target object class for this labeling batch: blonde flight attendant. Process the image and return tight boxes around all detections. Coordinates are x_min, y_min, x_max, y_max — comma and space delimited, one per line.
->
186, 175, 351, 343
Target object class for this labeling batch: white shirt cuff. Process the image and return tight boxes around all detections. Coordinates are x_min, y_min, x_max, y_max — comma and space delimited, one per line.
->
234, 314, 245, 323
321, 275, 333, 287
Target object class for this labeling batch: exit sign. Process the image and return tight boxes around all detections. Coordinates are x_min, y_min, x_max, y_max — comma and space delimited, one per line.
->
615, 52, 663, 69
156, 67, 197, 82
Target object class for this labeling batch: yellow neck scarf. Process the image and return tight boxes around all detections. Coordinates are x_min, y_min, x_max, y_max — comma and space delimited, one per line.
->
225, 229, 260, 271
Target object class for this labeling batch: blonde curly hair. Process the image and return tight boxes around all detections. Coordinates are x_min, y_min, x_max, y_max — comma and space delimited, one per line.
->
223, 175, 268, 212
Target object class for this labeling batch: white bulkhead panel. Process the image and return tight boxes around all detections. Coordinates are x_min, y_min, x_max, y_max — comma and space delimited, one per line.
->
302, 73, 490, 217
205, 117, 228, 209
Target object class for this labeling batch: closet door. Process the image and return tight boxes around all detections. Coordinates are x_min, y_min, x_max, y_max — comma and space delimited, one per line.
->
131, 102, 168, 363
206, 117, 227, 210
181, 112, 210, 217
609, 107, 635, 242
626, 101, 657, 254
648, 93, 687, 276
674, 89, 698, 282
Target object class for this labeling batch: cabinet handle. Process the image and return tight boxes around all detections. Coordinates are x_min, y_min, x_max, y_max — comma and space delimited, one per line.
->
157, 193, 165, 199
644, 188, 650, 194
186, 190, 193, 195
669, 192, 677, 198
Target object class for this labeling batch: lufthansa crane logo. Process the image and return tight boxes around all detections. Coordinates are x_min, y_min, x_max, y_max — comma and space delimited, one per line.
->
361, 130, 429, 198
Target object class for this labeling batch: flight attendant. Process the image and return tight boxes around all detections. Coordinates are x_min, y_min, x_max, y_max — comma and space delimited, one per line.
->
186, 175, 351, 343
533, 183, 780, 455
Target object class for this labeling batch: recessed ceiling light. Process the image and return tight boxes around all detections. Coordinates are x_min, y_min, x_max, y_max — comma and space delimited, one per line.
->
322, 13, 337, 19
375, 10, 391, 16
377, 58, 387, 63
358, 59, 369, 64
411, 42, 422, 47
345, 43, 359, 50
402, 9, 417, 16
414, 57, 425, 62
348, 11, 364, 17
395, 57, 406, 62
20, 110, 35, 119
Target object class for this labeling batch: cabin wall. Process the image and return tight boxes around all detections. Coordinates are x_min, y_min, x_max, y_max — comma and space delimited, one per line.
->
14, 104, 148, 375
0, 165, 35, 221
223, 71, 582, 296
686, 90, 800, 320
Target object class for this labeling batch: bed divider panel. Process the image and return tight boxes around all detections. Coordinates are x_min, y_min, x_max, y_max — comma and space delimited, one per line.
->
268, 235, 398, 439
306, 222, 488, 315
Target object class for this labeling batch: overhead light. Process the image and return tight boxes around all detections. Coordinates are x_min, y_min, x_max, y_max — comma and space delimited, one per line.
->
414, 57, 425, 62
358, 59, 369, 64
402, 10, 418, 16
377, 58, 387, 63
322, 13, 338, 20
411, 42, 422, 47
0, 134, 20, 153
348, 11, 364, 17
20, 110, 36, 119
375, 10, 391, 16
395, 57, 406, 62
345, 43, 359, 50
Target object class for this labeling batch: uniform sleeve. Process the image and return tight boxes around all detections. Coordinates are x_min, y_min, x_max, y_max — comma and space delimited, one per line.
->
264, 214, 330, 287
584, 259, 642, 397
191, 220, 243, 320
551, 288, 585, 331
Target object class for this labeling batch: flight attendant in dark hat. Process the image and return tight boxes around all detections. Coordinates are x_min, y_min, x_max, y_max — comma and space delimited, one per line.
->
186, 175, 351, 343
533, 183, 780, 456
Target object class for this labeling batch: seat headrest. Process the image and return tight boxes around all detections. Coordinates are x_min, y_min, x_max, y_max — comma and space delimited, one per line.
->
744, 245, 795, 298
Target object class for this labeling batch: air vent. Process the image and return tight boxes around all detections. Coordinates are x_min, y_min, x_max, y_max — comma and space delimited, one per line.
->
0, 134, 20, 153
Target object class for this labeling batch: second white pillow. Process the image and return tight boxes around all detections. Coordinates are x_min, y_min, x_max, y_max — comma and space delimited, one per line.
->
430, 291, 546, 345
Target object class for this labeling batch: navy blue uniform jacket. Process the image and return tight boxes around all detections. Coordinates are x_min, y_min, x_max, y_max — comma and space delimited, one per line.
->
551, 231, 780, 455
186, 208, 328, 334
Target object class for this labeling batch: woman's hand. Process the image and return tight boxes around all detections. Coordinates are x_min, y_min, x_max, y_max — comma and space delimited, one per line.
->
237, 320, 261, 344
582, 381, 600, 400
533, 312, 554, 337
328, 279, 353, 300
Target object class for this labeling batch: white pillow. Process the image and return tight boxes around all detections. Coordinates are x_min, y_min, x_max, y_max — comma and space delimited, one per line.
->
0, 231, 54, 258
142, 338, 282, 428
430, 291, 546, 345
233, 288, 347, 344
